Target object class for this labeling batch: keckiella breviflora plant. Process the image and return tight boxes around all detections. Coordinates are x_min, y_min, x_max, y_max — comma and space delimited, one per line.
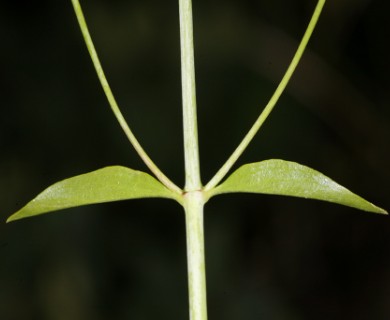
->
7, 0, 387, 319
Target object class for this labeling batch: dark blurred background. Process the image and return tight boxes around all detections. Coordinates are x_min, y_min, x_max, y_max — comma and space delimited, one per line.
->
1, 0, 389, 319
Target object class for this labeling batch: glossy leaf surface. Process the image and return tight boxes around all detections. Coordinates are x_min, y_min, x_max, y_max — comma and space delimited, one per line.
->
211, 159, 387, 214
7, 166, 180, 222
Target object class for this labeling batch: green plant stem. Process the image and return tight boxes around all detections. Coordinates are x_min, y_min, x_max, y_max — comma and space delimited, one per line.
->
178, 0, 207, 319
183, 191, 208, 320
71, 0, 181, 194
179, 0, 202, 192
204, 0, 326, 191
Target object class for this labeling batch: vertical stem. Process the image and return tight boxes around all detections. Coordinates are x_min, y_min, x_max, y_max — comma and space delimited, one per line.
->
178, 0, 207, 318
184, 191, 208, 320
179, 0, 202, 191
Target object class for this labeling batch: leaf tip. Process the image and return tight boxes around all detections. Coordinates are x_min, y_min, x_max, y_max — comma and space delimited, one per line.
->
374, 206, 388, 215
6, 211, 23, 223
6, 215, 16, 223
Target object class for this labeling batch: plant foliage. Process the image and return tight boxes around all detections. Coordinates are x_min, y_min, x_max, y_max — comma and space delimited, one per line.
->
210, 160, 386, 214
7, 166, 179, 222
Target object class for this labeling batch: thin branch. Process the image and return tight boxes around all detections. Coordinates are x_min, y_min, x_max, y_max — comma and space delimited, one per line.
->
204, 0, 326, 191
71, 0, 181, 194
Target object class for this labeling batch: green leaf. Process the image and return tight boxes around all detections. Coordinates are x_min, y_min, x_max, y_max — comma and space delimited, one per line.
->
7, 166, 181, 222
210, 159, 387, 214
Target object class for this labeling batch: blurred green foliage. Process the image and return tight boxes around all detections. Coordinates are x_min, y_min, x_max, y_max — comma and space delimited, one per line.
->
1, 0, 389, 319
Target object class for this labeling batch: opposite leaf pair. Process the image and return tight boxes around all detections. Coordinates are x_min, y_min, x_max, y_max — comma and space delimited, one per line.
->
8, 159, 386, 222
